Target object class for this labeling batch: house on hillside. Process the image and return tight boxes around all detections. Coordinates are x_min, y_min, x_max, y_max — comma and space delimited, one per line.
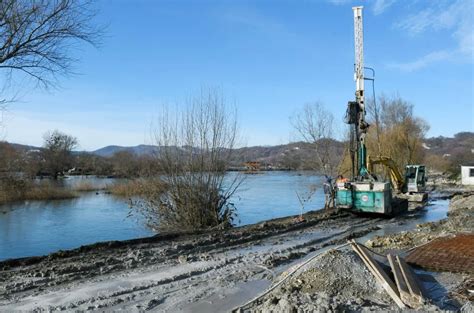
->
461, 165, 474, 185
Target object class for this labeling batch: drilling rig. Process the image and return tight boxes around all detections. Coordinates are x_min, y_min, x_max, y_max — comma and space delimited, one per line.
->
335, 6, 406, 215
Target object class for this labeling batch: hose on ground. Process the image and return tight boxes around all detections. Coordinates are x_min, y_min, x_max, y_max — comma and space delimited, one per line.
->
231, 242, 351, 312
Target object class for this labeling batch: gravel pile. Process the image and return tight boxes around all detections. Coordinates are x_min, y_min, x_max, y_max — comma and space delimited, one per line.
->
246, 249, 395, 312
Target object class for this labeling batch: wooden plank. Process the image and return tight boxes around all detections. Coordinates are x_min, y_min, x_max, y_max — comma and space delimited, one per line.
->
397, 255, 424, 303
407, 261, 428, 297
387, 254, 410, 296
388, 254, 419, 308
357, 244, 405, 307
350, 240, 405, 309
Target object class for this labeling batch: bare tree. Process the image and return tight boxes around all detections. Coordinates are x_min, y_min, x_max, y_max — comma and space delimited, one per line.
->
0, 0, 101, 88
365, 94, 429, 174
0, 141, 20, 173
291, 102, 341, 177
110, 150, 139, 178
365, 97, 382, 156
42, 129, 77, 178
136, 88, 243, 232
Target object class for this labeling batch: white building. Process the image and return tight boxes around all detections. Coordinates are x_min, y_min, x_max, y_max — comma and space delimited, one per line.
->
461, 165, 474, 185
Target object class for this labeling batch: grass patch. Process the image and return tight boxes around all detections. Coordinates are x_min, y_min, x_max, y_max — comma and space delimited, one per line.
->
0, 177, 77, 204
72, 181, 107, 192
24, 184, 77, 201
107, 178, 166, 198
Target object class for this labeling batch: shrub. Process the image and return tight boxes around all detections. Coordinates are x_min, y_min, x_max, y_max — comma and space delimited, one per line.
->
141, 88, 243, 231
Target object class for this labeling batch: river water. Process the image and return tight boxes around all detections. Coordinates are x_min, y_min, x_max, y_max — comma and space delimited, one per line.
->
0, 172, 327, 260
0, 172, 448, 261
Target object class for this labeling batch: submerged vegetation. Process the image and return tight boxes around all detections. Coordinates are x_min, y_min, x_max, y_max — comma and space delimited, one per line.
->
0, 176, 77, 205
107, 178, 166, 198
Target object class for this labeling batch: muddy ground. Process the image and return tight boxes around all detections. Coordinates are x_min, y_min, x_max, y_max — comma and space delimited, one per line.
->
0, 188, 472, 312
366, 190, 474, 253
244, 191, 473, 313
0, 209, 381, 312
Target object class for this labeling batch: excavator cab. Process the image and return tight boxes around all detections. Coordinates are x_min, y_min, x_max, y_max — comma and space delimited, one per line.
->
404, 165, 426, 193
367, 157, 428, 203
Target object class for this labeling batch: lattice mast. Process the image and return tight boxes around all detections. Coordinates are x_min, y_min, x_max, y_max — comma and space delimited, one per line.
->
352, 6, 369, 178
353, 6, 364, 105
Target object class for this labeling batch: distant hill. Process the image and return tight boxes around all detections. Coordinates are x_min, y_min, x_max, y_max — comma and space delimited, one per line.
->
229, 140, 344, 168
85, 132, 474, 169
89, 141, 345, 169
9, 143, 41, 152
5, 132, 473, 167
423, 132, 474, 157
92, 145, 159, 157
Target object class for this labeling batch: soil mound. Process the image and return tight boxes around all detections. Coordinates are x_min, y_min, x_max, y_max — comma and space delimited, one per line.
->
248, 249, 393, 312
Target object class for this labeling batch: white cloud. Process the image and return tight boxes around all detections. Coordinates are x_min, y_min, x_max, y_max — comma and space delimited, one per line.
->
393, 0, 473, 70
372, 0, 397, 15
388, 50, 452, 72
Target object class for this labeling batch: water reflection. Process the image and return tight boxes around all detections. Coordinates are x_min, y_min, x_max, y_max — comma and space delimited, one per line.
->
0, 193, 152, 260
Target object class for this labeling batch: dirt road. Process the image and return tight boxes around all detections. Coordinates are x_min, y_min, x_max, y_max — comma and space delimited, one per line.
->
0, 207, 442, 312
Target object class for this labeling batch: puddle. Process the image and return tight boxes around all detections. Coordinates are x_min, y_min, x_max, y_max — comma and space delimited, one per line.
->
357, 199, 449, 242
416, 269, 464, 311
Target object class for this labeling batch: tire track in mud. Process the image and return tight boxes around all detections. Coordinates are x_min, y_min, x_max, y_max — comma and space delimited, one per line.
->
1, 213, 390, 312
0, 210, 347, 297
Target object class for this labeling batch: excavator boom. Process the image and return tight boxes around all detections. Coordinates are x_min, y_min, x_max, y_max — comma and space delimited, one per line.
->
368, 156, 404, 192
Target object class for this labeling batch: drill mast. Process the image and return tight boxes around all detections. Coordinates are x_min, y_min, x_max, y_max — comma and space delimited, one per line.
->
336, 6, 401, 215
352, 6, 369, 179
353, 6, 364, 104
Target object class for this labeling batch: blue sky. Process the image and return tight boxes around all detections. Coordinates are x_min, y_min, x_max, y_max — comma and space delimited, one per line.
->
2, 0, 473, 150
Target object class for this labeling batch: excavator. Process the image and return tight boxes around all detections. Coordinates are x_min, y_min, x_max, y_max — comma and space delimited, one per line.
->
368, 156, 428, 203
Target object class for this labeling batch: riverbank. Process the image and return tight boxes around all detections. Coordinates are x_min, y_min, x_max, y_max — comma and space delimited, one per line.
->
0, 189, 464, 312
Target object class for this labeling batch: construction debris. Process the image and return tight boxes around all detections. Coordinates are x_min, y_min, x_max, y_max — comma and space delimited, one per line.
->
406, 233, 474, 274
397, 255, 425, 304
349, 240, 405, 308
388, 254, 419, 308
350, 240, 429, 309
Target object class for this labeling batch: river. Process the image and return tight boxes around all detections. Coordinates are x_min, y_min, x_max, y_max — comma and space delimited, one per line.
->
0, 172, 328, 260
